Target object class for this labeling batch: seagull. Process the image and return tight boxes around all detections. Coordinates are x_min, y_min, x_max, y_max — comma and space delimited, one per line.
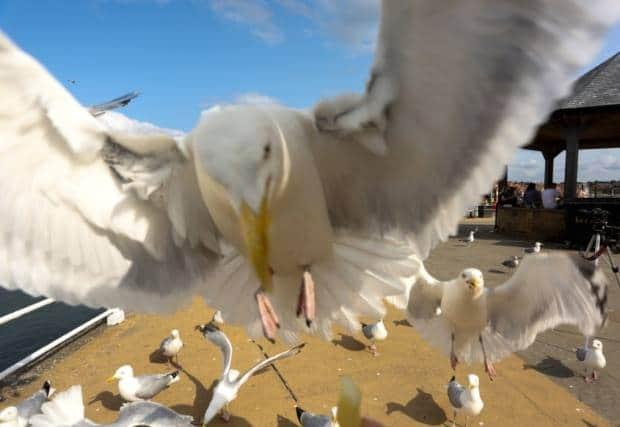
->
29, 385, 193, 427
459, 230, 476, 246
1, 2, 619, 343
575, 338, 606, 383
361, 319, 388, 356
524, 242, 543, 254
447, 375, 484, 427
159, 329, 183, 367
195, 323, 304, 425
212, 310, 224, 325
0, 381, 54, 427
501, 256, 520, 269
106, 365, 180, 402
296, 406, 339, 427
402, 253, 608, 380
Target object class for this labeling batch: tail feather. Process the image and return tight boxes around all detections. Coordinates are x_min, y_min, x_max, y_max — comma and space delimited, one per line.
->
295, 406, 305, 422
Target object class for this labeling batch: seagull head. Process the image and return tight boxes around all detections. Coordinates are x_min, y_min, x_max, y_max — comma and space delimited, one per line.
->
170, 329, 180, 338
467, 374, 480, 390
592, 339, 603, 350
107, 364, 134, 383
460, 268, 484, 296
0, 406, 18, 421
194, 105, 291, 293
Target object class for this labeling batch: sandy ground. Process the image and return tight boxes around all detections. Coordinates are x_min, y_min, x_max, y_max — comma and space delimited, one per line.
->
1, 219, 618, 426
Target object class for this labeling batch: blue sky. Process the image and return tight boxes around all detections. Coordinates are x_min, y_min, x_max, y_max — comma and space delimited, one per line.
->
0, 0, 619, 181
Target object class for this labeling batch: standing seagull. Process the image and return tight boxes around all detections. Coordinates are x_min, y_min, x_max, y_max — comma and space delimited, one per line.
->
107, 365, 180, 402
195, 323, 304, 425
501, 256, 520, 269
361, 320, 388, 356
1, 1, 619, 344
159, 329, 183, 367
29, 385, 194, 427
296, 406, 339, 427
403, 253, 608, 379
459, 230, 476, 246
524, 242, 543, 254
0, 381, 54, 427
576, 339, 606, 383
447, 375, 484, 427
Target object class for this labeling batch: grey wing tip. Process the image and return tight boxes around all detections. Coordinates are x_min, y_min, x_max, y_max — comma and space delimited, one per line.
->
449, 375, 455, 383
570, 254, 609, 322
42, 380, 52, 397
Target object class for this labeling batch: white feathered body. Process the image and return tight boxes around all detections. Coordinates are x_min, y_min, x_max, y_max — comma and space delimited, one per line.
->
118, 377, 143, 402
583, 348, 606, 371
160, 335, 183, 357
458, 388, 484, 417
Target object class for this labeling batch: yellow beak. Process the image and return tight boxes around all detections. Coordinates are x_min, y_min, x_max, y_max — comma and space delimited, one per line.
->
106, 376, 117, 383
468, 279, 481, 290
240, 190, 272, 292
337, 376, 362, 427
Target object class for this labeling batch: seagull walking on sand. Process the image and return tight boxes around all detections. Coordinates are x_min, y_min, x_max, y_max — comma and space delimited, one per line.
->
196, 323, 304, 425
524, 242, 543, 254
29, 385, 193, 427
1, 1, 619, 344
401, 253, 608, 380
501, 256, 520, 269
159, 329, 183, 367
361, 319, 388, 356
459, 230, 476, 246
107, 365, 180, 402
447, 374, 483, 427
0, 381, 54, 427
296, 406, 339, 427
576, 339, 606, 383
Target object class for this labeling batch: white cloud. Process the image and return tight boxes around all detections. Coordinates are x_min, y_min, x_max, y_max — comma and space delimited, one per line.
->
233, 92, 280, 105
208, 0, 284, 45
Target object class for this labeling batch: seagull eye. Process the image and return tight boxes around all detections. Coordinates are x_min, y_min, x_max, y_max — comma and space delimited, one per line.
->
461, 273, 466, 279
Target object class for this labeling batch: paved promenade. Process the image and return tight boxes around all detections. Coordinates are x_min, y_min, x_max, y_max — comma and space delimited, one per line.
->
1, 219, 618, 426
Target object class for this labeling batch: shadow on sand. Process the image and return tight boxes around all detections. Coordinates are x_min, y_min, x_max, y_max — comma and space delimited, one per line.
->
392, 319, 412, 327
386, 388, 446, 425
89, 390, 124, 411
332, 334, 366, 352
276, 414, 298, 426
523, 356, 575, 378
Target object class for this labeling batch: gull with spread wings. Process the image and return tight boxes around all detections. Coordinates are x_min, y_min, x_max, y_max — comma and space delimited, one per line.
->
1, 1, 619, 342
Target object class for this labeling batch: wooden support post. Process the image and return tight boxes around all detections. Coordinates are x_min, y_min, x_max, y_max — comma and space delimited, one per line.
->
564, 126, 579, 200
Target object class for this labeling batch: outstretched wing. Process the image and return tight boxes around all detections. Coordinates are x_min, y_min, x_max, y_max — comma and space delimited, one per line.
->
487, 253, 608, 351
0, 31, 220, 313
29, 386, 85, 427
118, 401, 193, 426
312, 0, 620, 258
237, 343, 305, 387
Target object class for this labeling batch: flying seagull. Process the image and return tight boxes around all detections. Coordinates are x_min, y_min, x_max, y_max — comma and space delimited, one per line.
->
447, 374, 484, 427
401, 253, 608, 379
196, 322, 304, 425
29, 385, 193, 427
107, 365, 180, 402
575, 338, 606, 383
0, 381, 54, 427
1, 1, 619, 343
159, 329, 183, 367
88, 91, 140, 116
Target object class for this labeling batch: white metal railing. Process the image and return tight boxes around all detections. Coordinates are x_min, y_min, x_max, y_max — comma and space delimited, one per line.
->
0, 298, 55, 326
0, 299, 123, 381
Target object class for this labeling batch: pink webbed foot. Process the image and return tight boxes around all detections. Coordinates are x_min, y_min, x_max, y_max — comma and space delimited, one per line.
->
485, 359, 497, 381
450, 352, 459, 370
296, 268, 316, 327
256, 290, 280, 343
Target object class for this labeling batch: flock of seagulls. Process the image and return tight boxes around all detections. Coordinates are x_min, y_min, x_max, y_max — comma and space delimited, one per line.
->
1, 0, 619, 425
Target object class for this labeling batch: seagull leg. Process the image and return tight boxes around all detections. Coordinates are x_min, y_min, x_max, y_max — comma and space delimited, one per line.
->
479, 335, 496, 380
450, 333, 459, 370
255, 290, 280, 343
296, 267, 316, 327
220, 405, 231, 422
452, 410, 457, 427
369, 341, 378, 357
593, 370, 599, 381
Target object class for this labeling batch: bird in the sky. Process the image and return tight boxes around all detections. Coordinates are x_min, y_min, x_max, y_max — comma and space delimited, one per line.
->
447, 374, 484, 427
196, 322, 304, 425
1, 1, 619, 343
107, 365, 180, 402
159, 329, 183, 367
0, 381, 54, 427
361, 319, 388, 356
29, 385, 193, 427
401, 253, 608, 380
575, 338, 606, 383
